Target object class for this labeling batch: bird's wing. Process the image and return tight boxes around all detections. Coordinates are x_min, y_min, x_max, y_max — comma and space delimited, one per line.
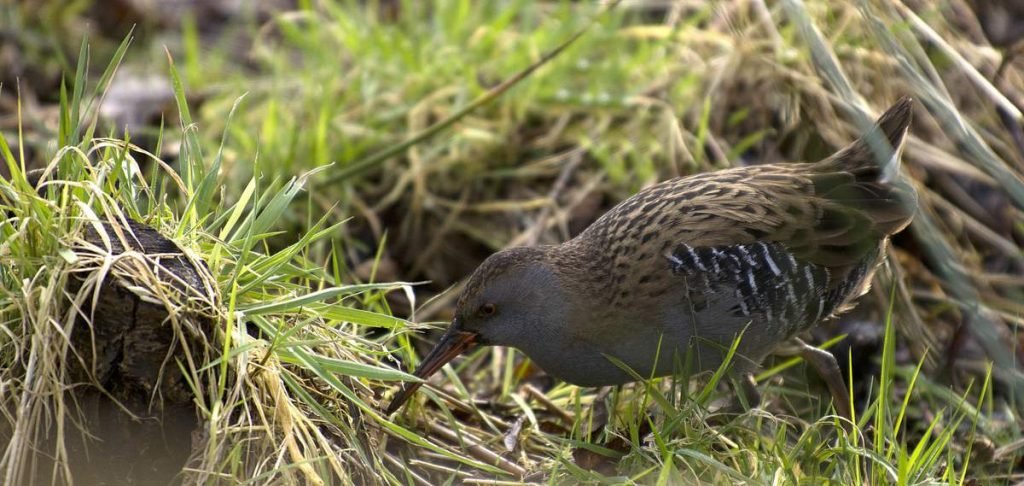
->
604, 98, 915, 273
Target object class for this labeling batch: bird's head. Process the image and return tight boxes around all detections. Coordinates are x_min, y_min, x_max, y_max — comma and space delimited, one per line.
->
386, 246, 567, 414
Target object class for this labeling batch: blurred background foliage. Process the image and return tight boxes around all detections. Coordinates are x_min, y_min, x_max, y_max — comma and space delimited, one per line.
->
3, 0, 1024, 483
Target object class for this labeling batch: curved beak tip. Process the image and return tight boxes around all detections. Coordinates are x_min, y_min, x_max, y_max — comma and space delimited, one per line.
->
384, 327, 479, 414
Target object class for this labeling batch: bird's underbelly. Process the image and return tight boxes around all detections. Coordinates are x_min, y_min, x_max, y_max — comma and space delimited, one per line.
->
542, 316, 778, 386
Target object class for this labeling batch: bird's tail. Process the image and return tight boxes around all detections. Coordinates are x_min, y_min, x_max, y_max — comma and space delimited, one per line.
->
812, 97, 917, 237
820, 97, 914, 183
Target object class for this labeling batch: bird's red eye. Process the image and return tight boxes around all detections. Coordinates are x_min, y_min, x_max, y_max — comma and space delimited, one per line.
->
479, 303, 497, 317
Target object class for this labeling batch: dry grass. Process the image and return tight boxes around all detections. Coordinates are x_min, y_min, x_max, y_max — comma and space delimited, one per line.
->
1, 0, 1024, 484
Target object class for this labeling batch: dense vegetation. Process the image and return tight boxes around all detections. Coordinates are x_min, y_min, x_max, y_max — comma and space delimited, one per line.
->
2, 1, 1023, 483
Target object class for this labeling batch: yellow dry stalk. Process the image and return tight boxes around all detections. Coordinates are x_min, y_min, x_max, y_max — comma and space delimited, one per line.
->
245, 338, 345, 485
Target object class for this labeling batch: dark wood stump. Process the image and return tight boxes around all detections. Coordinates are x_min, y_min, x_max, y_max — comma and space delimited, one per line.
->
59, 218, 217, 485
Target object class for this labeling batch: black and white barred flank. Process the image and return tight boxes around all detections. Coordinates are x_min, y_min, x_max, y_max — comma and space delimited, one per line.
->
667, 241, 875, 336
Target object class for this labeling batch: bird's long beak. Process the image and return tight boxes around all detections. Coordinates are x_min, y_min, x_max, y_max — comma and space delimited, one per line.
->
385, 321, 479, 415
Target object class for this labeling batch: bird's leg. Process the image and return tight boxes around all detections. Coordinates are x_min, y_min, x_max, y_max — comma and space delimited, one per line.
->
792, 338, 852, 421
708, 372, 760, 424
730, 372, 761, 412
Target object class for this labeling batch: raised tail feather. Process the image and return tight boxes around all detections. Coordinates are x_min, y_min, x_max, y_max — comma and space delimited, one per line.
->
819, 96, 913, 183
814, 97, 917, 236
783, 98, 918, 271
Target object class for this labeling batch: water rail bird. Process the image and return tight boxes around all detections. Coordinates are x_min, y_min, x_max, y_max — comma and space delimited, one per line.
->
387, 98, 917, 419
